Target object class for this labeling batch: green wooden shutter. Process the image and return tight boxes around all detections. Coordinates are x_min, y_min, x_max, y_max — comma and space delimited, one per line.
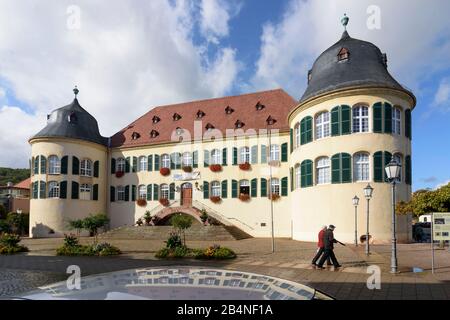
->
341, 153, 352, 183
301, 161, 306, 188
373, 151, 383, 182
31, 157, 35, 175
341, 105, 351, 135
261, 178, 267, 197
331, 106, 340, 136
154, 155, 160, 171
34, 156, 39, 174
204, 150, 210, 167
61, 156, 68, 174
169, 183, 175, 200
290, 129, 294, 153
405, 109, 412, 139
125, 157, 131, 173
281, 177, 288, 196
60, 181, 67, 199
232, 147, 238, 165
193, 151, 198, 168
147, 184, 152, 201
281, 143, 288, 162
305, 117, 313, 143
251, 178, 257, 197
93, 184, 98, 201
175, 153, 181, 169
131, 185, 136, 201
153, 184, 159, 200
148, 155, 153, 171
231, 180, 238, 198
125, 185, 130, 201
290, 168, 294, 192
110, 186, 115, 202
221, 180, 228, 198
40, 156, 47, 174
405, 155, 412, 185
300, 118, 306, 144
261, 145, 267, 163
94, 161, 99, 178
331, 154, 341, 184
33, 181, 38, 199
373, 102, 383, 133
39, 181, 46, 199
72, 156, 79, 175
384, 151, 392, 182
132, 157, 138, 172
306, 160, 313, 187
71, 181, 79, 199
111, 158, 116, 174
221, 148, 227, 166
203, 181, 209, 199
384, 103, 392, 133
171, 153, 176, 170
251, 145, 258, 164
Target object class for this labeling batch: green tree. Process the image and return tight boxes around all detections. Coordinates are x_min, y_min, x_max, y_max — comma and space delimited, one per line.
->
82, 213, 109, 243
0, 204, 7, 220
170, 214, 193, 246
397, 183, 450, 218
68, 219, 84, 236
6, 212, 27, 235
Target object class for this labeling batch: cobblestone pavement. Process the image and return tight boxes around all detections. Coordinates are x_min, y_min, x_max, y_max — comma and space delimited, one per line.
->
0, 237, 449, 299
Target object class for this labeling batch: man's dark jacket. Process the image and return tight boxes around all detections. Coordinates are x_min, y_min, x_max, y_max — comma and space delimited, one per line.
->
323, 229, 338, 250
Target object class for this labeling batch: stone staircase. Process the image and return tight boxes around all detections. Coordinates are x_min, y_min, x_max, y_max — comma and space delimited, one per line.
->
99, 225, 252, 241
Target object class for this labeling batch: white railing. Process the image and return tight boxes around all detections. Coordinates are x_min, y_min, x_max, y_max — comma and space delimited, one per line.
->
192, 200, 254, 230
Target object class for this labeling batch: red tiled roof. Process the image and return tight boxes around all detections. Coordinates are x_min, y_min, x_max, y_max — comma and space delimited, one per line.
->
13, 177, 31, 190
110, 89, 297, 148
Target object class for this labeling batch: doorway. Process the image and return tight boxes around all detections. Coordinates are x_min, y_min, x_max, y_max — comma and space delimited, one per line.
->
181, 183, 193, 206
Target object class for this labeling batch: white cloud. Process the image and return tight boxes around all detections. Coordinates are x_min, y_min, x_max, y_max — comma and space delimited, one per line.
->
434, 77, 450, 110
0, 0, 239, 168
0, 87, 5, 99
199, 0, 241, 44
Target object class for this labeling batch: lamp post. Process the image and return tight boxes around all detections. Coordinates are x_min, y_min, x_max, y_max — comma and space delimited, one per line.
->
363, 184, 374, 255
267, 126, 275, 253
352, 196, 360, 246
385, 157, 402, 273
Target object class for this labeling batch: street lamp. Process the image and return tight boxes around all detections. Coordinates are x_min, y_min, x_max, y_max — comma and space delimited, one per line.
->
363, 184, 374, 255
352, 196, 360, 246
385, 157, 402, 273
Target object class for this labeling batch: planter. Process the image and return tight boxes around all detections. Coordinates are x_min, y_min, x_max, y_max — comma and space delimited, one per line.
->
269, 193, 281, 201
209, 196, 222, 204
239, 193, 250, 202
115, 171, 124, 178
159, 198, 170, 207
239, 163, 251, 171
268, 160, 281, 167
209, 164, 222, 172
160, 167, 171, 176
182, 166, 193, 173
136, 198, 147, 207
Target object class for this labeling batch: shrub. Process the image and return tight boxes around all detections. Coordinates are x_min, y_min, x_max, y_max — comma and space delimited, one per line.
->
0, 220, 11, 234
155, 247, 170, 258
0, 204, 7, 220
213, 247, 236, 259
6, 212, 27, 235
173, 246, 188, 258
136, 218, 143, 226
0, 233, 21, 247
170, 214, 193, 246
92, 242, 121, 256
165, 232, 182, 249
63, 234, 80, 247
144, 211, 152, 225
56, 241, 120, 257
0, 245, 28, 255
82, 213, 109, 242
194, 245, 236, 260
200, 210, 208, 224
68, 219, 84, 236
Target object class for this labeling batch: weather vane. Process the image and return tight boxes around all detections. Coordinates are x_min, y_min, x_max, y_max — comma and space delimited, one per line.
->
341, 13, 349, 30
73, 86, 79, 98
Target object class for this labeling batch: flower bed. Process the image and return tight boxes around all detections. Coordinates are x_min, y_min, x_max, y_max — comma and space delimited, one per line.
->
56, 234, 121, 257
209, 196, 221, 203
239, 162, 251, 171
136, 198, 147, 207
160, 167, 171, 176
159, 198, 170, 206
115, 171, 124, 178
182, 166, 192, 173
155, 245, 236, 260
209, 164, 222, 172
239, 193, 250, 202
0, 233, 28, 255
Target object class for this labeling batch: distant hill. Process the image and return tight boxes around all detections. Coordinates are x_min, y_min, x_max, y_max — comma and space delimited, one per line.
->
0, 167, 30, 186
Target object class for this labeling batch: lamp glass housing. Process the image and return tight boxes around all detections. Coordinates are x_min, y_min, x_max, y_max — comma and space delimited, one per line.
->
364, 184, 374, 199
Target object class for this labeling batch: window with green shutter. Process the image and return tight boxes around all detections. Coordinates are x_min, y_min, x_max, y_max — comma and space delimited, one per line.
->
331, 154, 341, 184
281, 143, 288, 162
94, 161, 99, 178
251, 145, 258, 164
373, 151, 383, 182
131, 185, 136, 201
204, 150, 210, 167
221, 180, 228, 198
203, 181, 209, 199
110, 186, 115, 202
300, 116, 313, 144
233, 147, 238, 165
170, 153, 176, 170
222, 148, 227, 166
154, 155, 160, 171
39, 181, 46, 199
260, 178, 267, 197
342, 153, 352, 183
341, 105, 351, 135
261, 145, 267, 163
175, 153, 181, 169
132, 157, 137, 172
32, 181, 38, 199
71, 181, 79, 199
93, 184, 99, 201
373, 102, 383, 133
147, 184, 152, 200
193, 151, 198, 168
281, 177, 288, 196
405, 109, 412, 139
290, 129, 294, 153
60, 181, 67, 199
125, 185, 130, 201
301, 160, 313, 187
61, 156, 68, 175
331, 106, 340, 136
384, 151, 392, 182
153, 184, 159, 200
111, 158, 116, 174
169, 183, 175, 200
72, 157, 79, 175
148, 155, 153, 171
231, 180, 238, 198
405, 155, 412, 185
290, 168, 294, 192
251, 178, 257, 197
34, 156, 39, 174
384, 103, 392, 133
40, 156, 47, 174
125, 157, 131, 173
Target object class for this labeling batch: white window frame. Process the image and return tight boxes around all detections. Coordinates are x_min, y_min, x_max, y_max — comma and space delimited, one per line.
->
211, 149, 222, 165
80, 184, 92, 200
316, 157, 331, 185
161, 154, 170, 169
352, 105, 369, 133
315, 112, 330, 139
295, 124, 301, 148
239, 147, 250, 164
354, 153, 370, 182
295, 165, 301, 189
160, 184, 169, 199
48, 156, 61, 175
138, 156, 147, 172
117, 158, 126, 172
48, 181, 60, 198
211, 181, 221, 197
270, 178, 280, 196
138, 184, 147, 199
182, 152, 192, 167
392, 107, 401, 135
269, 145, 280, 161
117, 186, 125, 201
239, 179, 250, 195
80, 159, 92, 177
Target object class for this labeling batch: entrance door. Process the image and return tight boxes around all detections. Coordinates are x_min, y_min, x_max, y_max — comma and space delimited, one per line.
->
181, 183, 193, 206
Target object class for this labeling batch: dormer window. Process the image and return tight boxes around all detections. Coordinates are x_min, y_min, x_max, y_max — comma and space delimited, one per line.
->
225, 106, 234, 115
235, 120, 245, 129
196, 110, 205, 119
205, 123, 215, 131
255, 102, 265, 111
152, 116, 160, 124
338, 47, 349, 61
173, 113, 182, 121
150, 130, 159, 138
68, 112, 77, 123
175, 127, 184, 135
131, 132, 141, 140
266, 116, 277, 126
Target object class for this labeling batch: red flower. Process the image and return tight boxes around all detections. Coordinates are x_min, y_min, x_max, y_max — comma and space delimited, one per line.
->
160, 167, 171, 176
182, 166, 192, 173
209, 196, 222, 203
239, 193, 250, 202
159, 198, 170, 206
115, 171, 124, 178
239, 163, 251, 171
209, 164, 222, 172
136, 198, 147, 207
269, 193, 281, 201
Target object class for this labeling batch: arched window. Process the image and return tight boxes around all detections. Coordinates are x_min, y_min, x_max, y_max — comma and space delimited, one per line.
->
394, 153, 403, 182
138, 156, 147, 172
117, 186, 125, 201
352, 105, 369, 133
392, 107, 402, 135
116, 158, 126, 172
295, 165, 301, 189
211, 181, 221, 197
270, 178, 280, 196
80, 159, 92, 177
239, 147, 250, 164
161, 154, 170, 169
138, 184, 147, 199
160, 184, 169, 199
315, 112, 330, 139
354, 152, 370, 182
211, 149, 222, 165
182, 152, 192, 167
48, 181, 60, 198
294, 123, 301, 148
80, 184, 92, 200
316, 157, 331, 185
239, 179, 250, 195
269, 144, 280, 161
48, 156, 61, 174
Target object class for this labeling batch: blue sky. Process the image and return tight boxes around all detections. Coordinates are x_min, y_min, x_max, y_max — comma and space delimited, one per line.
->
0, 0, 449, 191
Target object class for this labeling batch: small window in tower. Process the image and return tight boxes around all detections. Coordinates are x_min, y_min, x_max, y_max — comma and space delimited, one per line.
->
307, 70, 312, 84
235, 120, 245, 129
196, 110, 205, 119
175, 127, 184, 135
338, 47, 350, 61
131, 132, 141, 140
225, 106, 234, 115
152, 116, 160, 124
173, 113, 182, 121
255, 102, 265, 111
205, 123, 215, 131
68, 112, 77, 123
150, 130, 159, 138
266, 116, 277, 126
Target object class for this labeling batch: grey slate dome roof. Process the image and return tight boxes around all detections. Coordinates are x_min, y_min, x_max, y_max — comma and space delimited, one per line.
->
300, 30, 415, 103
31, 98, 108, 146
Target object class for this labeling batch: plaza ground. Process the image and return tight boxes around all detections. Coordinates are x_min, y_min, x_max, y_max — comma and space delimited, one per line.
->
1, 237, 450, 299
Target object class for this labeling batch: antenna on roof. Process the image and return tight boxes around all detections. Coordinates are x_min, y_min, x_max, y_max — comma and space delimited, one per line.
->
341, 13, 349, 30
73, 86, 79, 98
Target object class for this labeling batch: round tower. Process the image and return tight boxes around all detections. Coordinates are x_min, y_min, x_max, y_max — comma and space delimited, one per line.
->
29, 87, 108, 237
288, 18, 416, 243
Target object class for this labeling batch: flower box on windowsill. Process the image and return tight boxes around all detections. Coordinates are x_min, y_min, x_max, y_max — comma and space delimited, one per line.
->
182, 166, 192, 173
239, 193, 250, 202
160, 167, 171, 176
209, 196, 222, 204
159, 198, 169, 207
136, 198, 147, 207
268, 160, 281, 167
115, 171, 124, 178
209, 164, 222, 172
239, 163, 251, 171
269, 193, 281, 201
